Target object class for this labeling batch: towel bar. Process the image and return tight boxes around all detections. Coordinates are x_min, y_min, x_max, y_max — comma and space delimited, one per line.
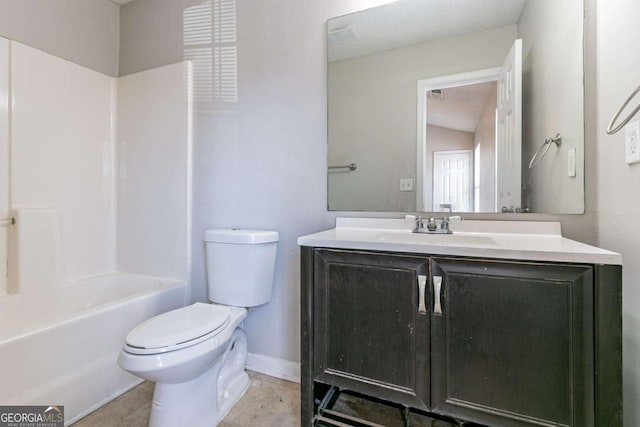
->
529, 134, 562, 169
607, 83, 640, 135
328, 163, 357, 172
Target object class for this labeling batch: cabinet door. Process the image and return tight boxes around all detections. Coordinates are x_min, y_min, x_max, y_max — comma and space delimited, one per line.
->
430, 258, 593, 427
314, 249, 430, 410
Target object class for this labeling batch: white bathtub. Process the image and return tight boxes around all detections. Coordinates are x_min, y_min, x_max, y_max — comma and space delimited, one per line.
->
0, 272, 187, 425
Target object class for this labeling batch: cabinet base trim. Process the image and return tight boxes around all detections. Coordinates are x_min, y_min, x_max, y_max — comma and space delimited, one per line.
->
313, 386, 458, 427
318, 409, 387, 427
443, 398, 569, 427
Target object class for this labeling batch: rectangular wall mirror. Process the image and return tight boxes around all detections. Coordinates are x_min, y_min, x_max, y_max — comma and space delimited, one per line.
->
327, 0, 585, 214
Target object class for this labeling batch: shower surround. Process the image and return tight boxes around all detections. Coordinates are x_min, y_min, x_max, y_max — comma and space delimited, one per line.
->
0, 39, 192, 424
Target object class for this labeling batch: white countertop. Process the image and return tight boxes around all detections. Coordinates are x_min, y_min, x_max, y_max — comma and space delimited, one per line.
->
297, 218, 622, 265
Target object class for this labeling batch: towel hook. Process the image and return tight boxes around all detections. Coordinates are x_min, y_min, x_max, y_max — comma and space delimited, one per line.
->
529, 133, 562, 169
607, 83, 640, 135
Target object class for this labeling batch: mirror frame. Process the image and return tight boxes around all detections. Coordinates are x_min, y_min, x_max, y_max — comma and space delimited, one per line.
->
326, 0, 588, 215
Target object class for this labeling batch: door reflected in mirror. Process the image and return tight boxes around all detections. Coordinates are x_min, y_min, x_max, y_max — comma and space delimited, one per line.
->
327, 0, 584, 214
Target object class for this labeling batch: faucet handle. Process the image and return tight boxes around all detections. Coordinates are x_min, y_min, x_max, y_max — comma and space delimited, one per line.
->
411, 216, 423, 232
440, 216, 449, 230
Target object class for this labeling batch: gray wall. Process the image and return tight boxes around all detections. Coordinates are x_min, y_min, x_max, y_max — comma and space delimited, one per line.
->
596, 0, 640, 425
519, 0, 585, 213
0, 0, 119, 76
119, 0, 203, 76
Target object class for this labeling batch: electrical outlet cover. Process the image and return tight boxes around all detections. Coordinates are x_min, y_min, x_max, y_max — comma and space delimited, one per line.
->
399, 178, 414, 192
626, 121, 640, 164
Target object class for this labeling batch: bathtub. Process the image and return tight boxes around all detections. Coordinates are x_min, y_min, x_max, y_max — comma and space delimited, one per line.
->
0, 272, 187, 425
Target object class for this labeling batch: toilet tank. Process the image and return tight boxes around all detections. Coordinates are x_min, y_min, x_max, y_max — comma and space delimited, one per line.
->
204, 229, 278, 307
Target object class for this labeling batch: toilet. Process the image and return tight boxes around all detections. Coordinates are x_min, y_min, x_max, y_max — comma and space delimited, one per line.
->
117, 229, 278, 427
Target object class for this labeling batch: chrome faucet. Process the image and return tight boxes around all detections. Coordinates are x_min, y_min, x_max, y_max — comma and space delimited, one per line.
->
413, 216, 453, 234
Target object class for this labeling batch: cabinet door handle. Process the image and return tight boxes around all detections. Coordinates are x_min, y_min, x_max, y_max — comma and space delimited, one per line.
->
433, 275, 443, 315
418, 275, 427, 314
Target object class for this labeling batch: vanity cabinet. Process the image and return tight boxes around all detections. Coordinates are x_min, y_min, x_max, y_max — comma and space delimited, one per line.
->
313, 250, 430, 410
301, 248, 622, 427
430, 258, 593, 426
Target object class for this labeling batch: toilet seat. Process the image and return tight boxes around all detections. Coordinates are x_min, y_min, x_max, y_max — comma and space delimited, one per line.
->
124, 303, 231, 355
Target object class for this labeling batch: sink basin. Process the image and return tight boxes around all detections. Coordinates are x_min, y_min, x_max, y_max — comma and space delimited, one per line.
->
375, 232, 498, 247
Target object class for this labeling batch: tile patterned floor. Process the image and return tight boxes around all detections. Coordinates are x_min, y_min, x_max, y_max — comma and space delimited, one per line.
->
71, 372, 466, 426
72, 371, 300, 427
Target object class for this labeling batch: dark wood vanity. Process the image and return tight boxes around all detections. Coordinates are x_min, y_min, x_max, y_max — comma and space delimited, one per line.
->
300, 247, 622, 426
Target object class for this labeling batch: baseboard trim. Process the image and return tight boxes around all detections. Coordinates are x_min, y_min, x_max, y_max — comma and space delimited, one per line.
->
246, 353, 300, 384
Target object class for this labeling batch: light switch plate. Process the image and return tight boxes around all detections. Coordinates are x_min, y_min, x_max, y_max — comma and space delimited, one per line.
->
399, 178, 414, 192
567, 148, 576, 177
625, 120, 640, 164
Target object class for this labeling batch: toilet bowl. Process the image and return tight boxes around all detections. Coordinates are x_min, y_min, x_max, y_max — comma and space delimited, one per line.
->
118, 303, 250, 427
117, 229, 278, 427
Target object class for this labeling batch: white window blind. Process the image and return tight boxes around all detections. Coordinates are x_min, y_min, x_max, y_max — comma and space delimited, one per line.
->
183, 0, 237, 105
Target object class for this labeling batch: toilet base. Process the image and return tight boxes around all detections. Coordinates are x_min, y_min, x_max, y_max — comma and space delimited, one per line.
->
214, 371, 250, 425
148, 329, 249, 427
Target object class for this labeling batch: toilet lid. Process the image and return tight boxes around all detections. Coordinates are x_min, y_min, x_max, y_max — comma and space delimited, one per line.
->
125, 303, 231, 350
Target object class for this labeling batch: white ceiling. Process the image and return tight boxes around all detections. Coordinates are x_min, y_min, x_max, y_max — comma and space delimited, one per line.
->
427, 81, 496, 133
111, 0, 134, 5
328, 0, 526, 62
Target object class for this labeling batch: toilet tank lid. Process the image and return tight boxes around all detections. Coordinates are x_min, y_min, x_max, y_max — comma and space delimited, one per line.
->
205, 228, 279, 244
